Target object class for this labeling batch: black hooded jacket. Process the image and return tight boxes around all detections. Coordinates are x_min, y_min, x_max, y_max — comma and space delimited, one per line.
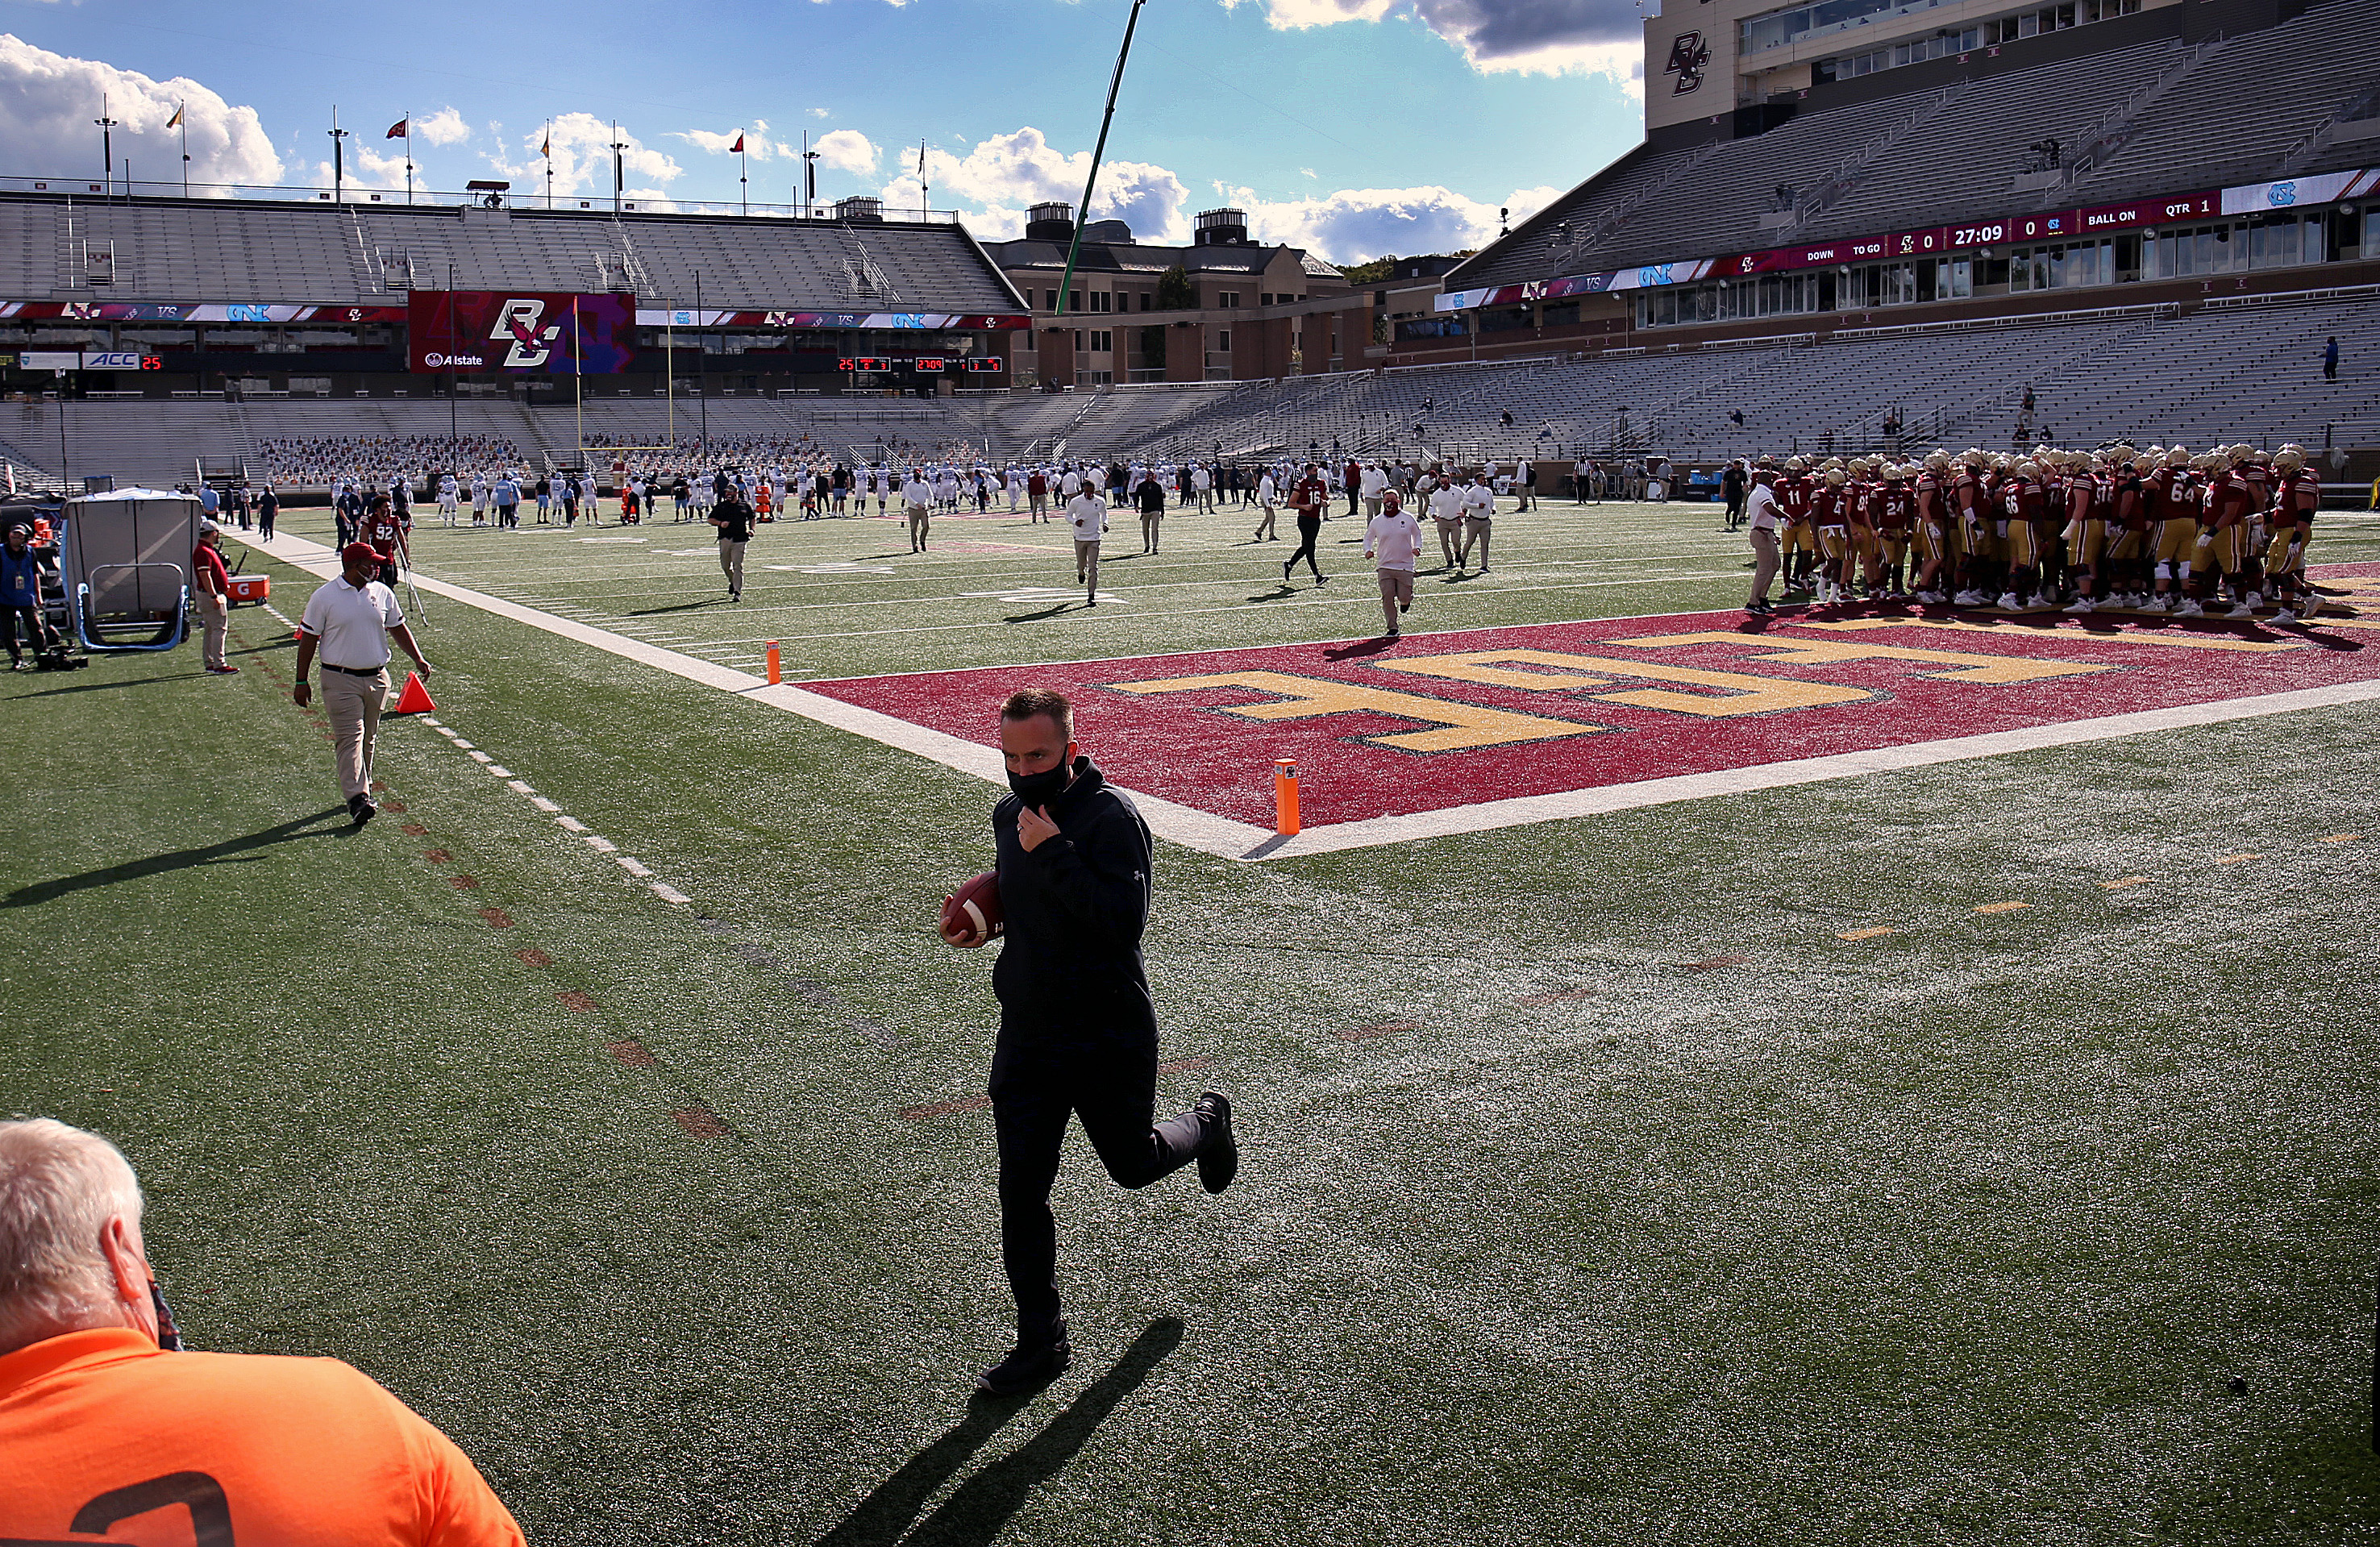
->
991, 756, 1154, 1033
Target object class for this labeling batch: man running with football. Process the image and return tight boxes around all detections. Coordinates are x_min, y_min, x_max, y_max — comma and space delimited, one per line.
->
938, 688, 1239, 1396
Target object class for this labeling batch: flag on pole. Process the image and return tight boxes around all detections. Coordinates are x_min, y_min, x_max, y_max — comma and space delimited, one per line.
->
729, 132, 744, 154
166, 103, 184, 130
540, 127, 551, 158
385, 118, 408, 139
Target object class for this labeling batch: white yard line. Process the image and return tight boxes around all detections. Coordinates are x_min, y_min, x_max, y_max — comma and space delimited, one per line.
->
233, 528, 2380, 863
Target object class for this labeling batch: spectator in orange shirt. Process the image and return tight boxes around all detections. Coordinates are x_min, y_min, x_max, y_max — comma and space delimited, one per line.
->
0, 1119, 526, 1546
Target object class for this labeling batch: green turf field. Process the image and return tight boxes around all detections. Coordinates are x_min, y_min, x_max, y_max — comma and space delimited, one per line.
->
5, 494, 2379, 1545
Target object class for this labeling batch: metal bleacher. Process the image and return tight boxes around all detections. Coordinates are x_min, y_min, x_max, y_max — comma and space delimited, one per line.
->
1812, 36, 2187, 235
0, 194, 1021, 314
1458, 0, 2380, 300
976, 290, 2380, 463
2063, 0, 2380, 198
12, 288, 2377, 484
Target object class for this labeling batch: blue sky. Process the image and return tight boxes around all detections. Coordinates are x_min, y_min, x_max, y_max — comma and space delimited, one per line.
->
0, 0, 1647, 262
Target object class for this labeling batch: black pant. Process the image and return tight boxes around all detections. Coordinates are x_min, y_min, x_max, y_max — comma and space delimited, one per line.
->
2, 602, 41, 659
991, 1026, 1204, 1330
1288, 514, 1323, 579
258, 510, 275, 539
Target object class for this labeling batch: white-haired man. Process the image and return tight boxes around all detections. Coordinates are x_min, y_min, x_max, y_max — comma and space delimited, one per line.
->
0, 1119, 524, 1543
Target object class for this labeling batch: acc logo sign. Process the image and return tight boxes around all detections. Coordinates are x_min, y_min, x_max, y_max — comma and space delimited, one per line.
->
1664, 31, 1712, 95
489, 298, 564, 368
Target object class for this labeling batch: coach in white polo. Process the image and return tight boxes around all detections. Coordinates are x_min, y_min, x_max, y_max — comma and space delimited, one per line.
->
1065, 484, 1109, 607
1365, 489, 1424, 638
293, 542, 432, 828
902, 470, 934, 552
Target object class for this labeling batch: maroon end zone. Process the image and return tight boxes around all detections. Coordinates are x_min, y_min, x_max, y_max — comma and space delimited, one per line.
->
805, 565, 2380, 834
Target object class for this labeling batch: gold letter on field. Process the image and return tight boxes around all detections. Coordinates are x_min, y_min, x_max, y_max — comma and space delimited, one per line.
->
1108, 670, 1606, 752
1373, 649, 1873, 717
1615, 630, 2115, 684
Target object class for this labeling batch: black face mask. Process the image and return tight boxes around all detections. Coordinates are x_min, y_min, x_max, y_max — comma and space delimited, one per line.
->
1007, 761, 1069, 805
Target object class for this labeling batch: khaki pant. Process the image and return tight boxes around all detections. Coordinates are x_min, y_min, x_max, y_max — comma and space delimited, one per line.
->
908, 504, 931, 549
199, 593, 230, 670
718, 539, 747, 596
1748, 526, 1781, 605
321, 666, 389, 801
1075, 539, 1101, 595
1376, 566, 1413, 633
1460, 516, 1492, 569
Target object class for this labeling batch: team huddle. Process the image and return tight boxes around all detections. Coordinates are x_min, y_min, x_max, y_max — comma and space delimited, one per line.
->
1743, 443, 2328, 623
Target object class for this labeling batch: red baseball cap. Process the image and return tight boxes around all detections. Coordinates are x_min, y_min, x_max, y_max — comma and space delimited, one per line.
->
339, 541, 379, 568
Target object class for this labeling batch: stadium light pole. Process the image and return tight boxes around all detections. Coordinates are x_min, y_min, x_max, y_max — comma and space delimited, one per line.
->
329, 107, 348, 205
610, 124, 626, 214
1054, 0, 1149, 331
94, 96, 118, 200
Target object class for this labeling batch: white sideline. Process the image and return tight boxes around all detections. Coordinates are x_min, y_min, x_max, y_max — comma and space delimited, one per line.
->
233, 530, 2380, 863
235, 529, 1263, 859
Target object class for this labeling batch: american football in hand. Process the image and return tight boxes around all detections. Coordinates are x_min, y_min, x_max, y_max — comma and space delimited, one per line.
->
939, 871, 1004, 948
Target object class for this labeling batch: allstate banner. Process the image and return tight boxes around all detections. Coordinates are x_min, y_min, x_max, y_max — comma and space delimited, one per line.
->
407, 291, 636, 373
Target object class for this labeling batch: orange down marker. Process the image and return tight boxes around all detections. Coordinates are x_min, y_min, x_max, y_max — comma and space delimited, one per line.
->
1274, 759, 1300, 837
764, 641, 781, 685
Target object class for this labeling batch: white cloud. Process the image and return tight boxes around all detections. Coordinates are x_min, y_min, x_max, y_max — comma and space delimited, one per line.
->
414, 106, 470, 146
812, 128, 877, 174
485, 113, 682, 200
308, 143, 417, 193
0, 32, 282, 191
677, 117, 783, 160
1225, 0, 1642, 82
809, 106, 830, 119
1220, 181, 1561, 264
877, 127, 1190, 242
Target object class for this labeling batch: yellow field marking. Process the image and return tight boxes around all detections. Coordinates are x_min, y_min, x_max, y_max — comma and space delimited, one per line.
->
1109, 670, 1606, 753
2215, 853, 2261, 864
2100, 877, 2149, 890
1372, 648, 1873, 717
1787, 617, 2304, 653
2319, 833, 2362, 842
1620, 630, 2116, 683
1974, 900, 2030, 914
1837, 926, 1896, 940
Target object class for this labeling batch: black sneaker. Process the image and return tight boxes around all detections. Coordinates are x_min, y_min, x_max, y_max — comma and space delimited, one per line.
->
977, 1320, 1071, 1396
348, 795, 377, 829
1195, 1092, 1238, 1194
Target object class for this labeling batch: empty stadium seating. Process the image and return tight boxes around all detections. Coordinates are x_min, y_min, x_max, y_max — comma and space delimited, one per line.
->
0, 197, 1020, 313
1460, 0, 2380, 295
12, 287, 2374, 485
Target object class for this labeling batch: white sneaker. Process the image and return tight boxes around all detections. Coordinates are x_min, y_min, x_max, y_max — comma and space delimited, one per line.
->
2146, 594, 2174, 613
2225, 601, 2258, 619
2174, 600, 2204, 618
1954, 589, 1983, 607
2064, 597, 2095, 615
2268, 607, 2298, 624
1996, 592, 2023, 610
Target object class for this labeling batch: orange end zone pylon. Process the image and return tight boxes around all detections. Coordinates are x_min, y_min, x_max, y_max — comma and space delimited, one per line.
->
390, 672, 437, 715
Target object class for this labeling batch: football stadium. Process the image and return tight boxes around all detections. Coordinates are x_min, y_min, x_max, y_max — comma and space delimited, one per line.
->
3, 0, 2380, 1540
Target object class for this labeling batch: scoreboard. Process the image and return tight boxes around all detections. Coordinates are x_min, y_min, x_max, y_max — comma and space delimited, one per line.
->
835, 356, 1004, 374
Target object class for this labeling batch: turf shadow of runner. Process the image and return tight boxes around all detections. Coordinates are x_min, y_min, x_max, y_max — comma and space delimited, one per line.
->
2, 808, 352, 909
813, 1316, 1185, 1547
